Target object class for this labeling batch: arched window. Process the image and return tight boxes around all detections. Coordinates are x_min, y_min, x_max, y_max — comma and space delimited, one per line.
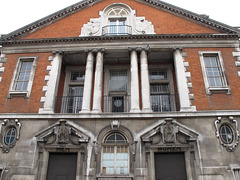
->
102, 4, 131, 36
102, 132, 129, 174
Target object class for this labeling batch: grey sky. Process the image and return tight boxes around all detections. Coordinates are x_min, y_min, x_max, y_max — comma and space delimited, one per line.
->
0, 0, 239, 35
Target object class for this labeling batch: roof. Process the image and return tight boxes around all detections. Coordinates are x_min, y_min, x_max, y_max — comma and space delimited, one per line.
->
1, 0, 240, 42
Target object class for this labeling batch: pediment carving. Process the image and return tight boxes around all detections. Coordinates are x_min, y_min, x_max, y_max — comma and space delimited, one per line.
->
141, 118, 198, 145
35, 120, 90, 146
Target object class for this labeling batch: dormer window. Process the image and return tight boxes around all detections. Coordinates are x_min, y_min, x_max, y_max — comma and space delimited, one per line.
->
80, 3, 155, 36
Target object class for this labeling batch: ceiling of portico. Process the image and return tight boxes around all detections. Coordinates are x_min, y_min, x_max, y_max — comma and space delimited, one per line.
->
62, 49, 173, 65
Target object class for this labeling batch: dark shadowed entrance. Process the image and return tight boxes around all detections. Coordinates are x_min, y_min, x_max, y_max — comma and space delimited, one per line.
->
46, 153, 77, 180
155, 152, 187, 180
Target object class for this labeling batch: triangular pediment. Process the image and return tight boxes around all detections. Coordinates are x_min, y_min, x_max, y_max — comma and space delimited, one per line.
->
141, 118, 198, 145
1, 0, 239, 42
35, 119, 90, 145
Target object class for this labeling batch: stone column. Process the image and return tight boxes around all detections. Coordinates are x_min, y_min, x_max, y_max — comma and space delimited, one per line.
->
40, 51, 62, 113
129, 48, 140, 112
92, 49, 104, 113
140, 48, 152, 112
81, 50, 94, 113
173, 48, 195, 111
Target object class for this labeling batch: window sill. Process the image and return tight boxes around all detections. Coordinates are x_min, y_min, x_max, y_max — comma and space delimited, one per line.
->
207, 87, 231, 95
97, 175, 133, 180
8, 91, 29, 98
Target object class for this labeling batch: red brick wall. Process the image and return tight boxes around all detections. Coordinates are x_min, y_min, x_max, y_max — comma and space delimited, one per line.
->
0, 53, 51, 113
185, 48, 240, 110
23, 0, 218, 39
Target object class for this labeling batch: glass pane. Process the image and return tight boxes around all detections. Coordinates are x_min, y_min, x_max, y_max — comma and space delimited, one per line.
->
4, 127, 17, 145
150, 70, 167, 80
109, 70, 127, 91
71, 71, 85, 81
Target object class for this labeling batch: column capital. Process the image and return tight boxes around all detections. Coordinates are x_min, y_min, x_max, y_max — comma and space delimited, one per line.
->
172, 47, 183, 52
52, 50, 63, 56
129, 46, 150, 53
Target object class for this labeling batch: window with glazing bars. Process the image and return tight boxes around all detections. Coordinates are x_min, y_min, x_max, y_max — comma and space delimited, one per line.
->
102, 132, 129, 175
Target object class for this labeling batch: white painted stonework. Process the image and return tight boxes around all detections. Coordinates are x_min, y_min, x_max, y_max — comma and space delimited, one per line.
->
92, 51, 104, 113
173, 49, 196, 112
130, 49, 140, 112
39, 53, 62, 113
80, 3, 155, 36
81, 51, 94, 113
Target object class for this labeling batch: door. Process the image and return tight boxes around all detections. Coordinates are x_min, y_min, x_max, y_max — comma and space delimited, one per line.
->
46, 153, 77, 180
155, 152, 187, 180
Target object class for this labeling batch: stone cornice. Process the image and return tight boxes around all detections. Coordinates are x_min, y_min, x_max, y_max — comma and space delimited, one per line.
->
1, 34, 239, 46
0, 0, 239, 41
0, 110, 240, 120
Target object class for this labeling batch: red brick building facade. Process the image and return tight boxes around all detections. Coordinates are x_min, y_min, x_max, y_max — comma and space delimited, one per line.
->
0, 0, 240, 179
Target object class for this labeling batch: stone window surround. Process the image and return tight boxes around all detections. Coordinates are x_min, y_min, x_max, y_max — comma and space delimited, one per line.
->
215, 116, 239, 152
8, 56, 38, 98
80, 3, 155, 36
199, 51, 230, 95
101, 132, 129, 175
95, 122, 135, 179
0, 119, 21, 153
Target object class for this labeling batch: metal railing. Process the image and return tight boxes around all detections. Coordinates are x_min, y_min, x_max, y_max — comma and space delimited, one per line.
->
55, 94, 178, 113
150, 94, 177, 112
103, 95, 131, 113
55, 96, 83, 113
102, 25, 132, 36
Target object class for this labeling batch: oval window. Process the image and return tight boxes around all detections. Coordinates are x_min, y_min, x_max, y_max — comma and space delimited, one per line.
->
219, 125, 234, 144
4, 127, 17, 146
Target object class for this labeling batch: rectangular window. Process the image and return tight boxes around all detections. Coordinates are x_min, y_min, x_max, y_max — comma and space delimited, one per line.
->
150, 69, 174, 112
58, 70, 85, 113
9, 57, 38, 98
102, 146, 129, 175
109, 19, 126, 35
109, 70, 128, 92
199, 51, 230, 94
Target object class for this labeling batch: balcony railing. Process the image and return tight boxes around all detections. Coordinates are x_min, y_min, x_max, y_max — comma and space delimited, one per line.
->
102, 25, 132, 36
150, 94, 177, 112
55, 96, 83, 113
103, 95, 131, 113
55, 94, 178, 113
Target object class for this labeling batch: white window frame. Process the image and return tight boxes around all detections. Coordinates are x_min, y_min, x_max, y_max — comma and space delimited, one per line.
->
8, 56, 38, 98
61, 66, 85, 113
149, 64, 176, 112
199, 51, 230, 94
101, 133, 129, 175
104, 65, 131, 113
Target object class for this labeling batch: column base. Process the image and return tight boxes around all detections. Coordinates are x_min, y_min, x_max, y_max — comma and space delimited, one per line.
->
91, 109, 102, 113
79, 109, 91, 113
141, 108, 153, 113
180, 106, 196, 112
38, 108, 54, 114
130, 108, 141, 113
